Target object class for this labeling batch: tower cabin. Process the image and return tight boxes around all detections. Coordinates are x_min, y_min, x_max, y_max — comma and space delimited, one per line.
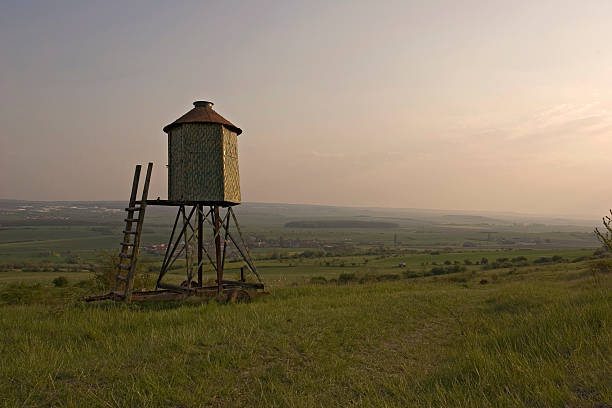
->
163, 101, 242, 205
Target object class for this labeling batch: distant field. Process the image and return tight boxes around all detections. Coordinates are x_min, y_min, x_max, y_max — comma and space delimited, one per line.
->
0, 200, 600, 265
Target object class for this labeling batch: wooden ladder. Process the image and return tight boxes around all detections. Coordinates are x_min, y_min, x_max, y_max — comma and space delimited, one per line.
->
113, 163, 153, 302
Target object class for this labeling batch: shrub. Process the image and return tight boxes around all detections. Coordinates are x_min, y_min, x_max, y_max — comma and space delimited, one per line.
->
430, 265, 466, 276
377, 274, 400, 281
338, 273, 357, 284
359, 274, 378, 284
402, 271, 419, 279
93, 251, 153, 291
52, 276, 69, 287
511, 256, 527, 263
589, 260, 612, 276
593, 248, 608, 258
309, 276, 327, 285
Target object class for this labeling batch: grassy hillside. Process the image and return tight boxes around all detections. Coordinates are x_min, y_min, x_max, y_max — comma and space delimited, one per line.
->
1, 258, 611, 407
1, 200, 609, 406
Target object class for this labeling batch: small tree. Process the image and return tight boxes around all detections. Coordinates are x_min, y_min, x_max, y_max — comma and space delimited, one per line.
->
595, 210, 612, 251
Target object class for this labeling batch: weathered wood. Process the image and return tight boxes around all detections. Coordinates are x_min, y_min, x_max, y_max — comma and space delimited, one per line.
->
221, 210, 231, 272
124, 162, 152, 302
221, 280, 264, 289
198, 203, 203, 287
114, 165, 141, 294
156, 281, 192, 292
228, 207, 262, 281
183, 204, 194, 287
143, 200, 238, 207
156, 207, 182, 288
214, 206, 223, 294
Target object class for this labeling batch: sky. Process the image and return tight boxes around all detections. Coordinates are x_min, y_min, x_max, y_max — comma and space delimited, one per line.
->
1, 0, 612, 218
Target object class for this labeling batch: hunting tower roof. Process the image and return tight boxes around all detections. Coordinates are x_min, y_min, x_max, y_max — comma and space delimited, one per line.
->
163, 101, 242, 135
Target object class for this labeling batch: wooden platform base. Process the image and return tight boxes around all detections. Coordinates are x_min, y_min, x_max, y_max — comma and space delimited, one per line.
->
85, 282, 267, 303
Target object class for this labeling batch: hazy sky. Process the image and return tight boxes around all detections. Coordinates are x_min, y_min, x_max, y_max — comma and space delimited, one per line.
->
2, 0, 612, 218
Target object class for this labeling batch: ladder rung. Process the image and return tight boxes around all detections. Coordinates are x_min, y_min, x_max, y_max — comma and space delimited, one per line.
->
118, 263, 131, 270
120, 243, 134, 247
122, 230, 136, 234
119, 253, 132, 259
125, 206, 142, 211
124, 218, 139, 222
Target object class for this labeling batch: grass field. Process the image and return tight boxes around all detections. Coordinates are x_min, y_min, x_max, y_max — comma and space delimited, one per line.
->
1, 253, 611, 407
1, 201, 610, 406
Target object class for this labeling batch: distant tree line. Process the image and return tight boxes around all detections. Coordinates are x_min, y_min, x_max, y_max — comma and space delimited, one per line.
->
284, 220, 399, 229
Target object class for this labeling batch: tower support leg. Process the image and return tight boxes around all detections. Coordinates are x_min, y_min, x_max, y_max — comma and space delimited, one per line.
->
214, 206, 223, 294
198, 203, 203, 287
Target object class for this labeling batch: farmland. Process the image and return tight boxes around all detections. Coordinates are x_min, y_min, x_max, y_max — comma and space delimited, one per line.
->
0, 200, 611, 407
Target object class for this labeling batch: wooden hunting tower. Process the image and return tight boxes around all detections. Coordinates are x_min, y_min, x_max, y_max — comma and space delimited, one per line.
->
164, 101, 242, 204
86, 100, 263, 303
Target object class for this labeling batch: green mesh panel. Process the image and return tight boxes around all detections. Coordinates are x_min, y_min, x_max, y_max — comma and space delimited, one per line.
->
168, 123, 241, 203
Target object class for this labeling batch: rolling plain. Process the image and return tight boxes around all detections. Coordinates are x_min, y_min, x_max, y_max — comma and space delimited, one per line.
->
1, 200, 610, 407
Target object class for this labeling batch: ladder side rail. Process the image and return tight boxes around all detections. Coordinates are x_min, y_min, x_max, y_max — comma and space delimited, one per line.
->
114, 165, 142, 294
124, 163, 152, 301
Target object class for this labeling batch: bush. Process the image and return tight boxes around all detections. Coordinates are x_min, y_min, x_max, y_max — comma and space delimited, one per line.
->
377, 274, 400, 281
593, 248, 608, 258
338, 273, 357, 284
359, 274, 378, 284
511, 256, 527, 263
309, 276, 327, 285
429, 265, 466, 276
52, 276, 69, 287
402, 271, 419, 279
589, 260, 612, 276
92, 251, 153, 291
